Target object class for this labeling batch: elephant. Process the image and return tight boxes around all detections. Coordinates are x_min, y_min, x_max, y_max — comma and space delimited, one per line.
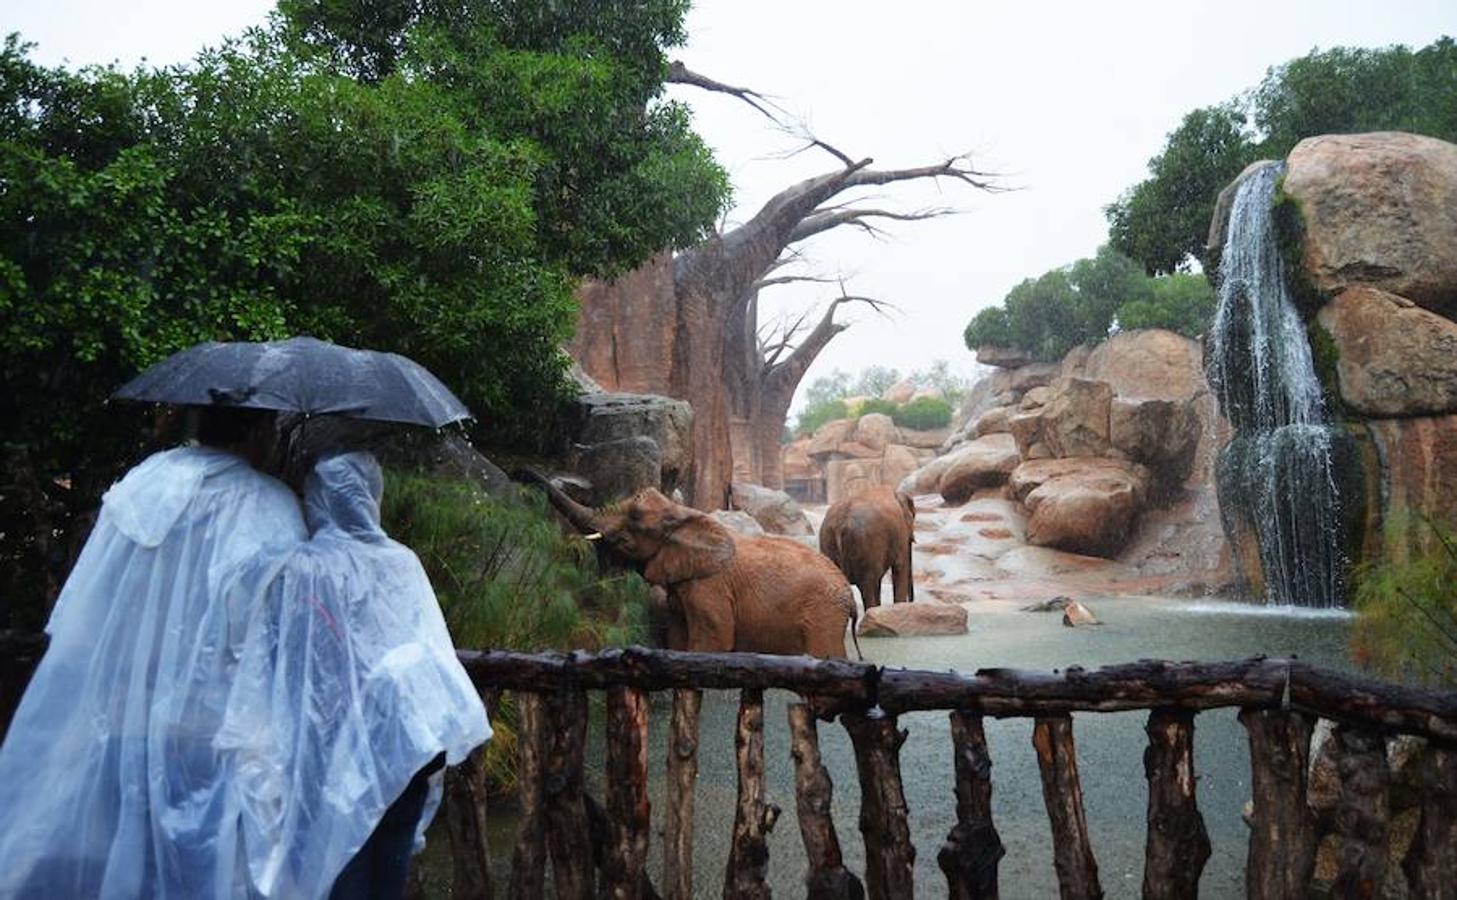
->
819, 486, 916, 609
521, 472, 860, 659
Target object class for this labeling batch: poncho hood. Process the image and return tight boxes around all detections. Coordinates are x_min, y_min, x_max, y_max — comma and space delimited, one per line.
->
102, 447, 248, 548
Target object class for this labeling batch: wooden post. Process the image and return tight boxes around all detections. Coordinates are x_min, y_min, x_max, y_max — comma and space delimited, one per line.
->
787, 703, 864, 899
1328, 726, 1390, 899
725, 688, 779, 899
602, 686, 651, 900
1032, 715, 1102, 900
1141, 709, 1209, 900
939, 711, 1004, 900
543, 689, 595, 899
663, 688, 701, 900
444, 746, 493, 900
1239, 708, 1315, 900
843, 710, 916, 900
510, 691, 547, 897
1403, 744, 1457, 898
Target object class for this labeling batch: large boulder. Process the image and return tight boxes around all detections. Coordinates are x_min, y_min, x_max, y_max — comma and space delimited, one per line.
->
898, 426, 951, 450
882, 378, 919, 404
1082, 329, 1206, 402
826, 458, 884, 505
881, 444, 925, 492
729, 482, 813, 536
1109, 397, 1202, 494
712, 509, 765, 536
974, 405, 1018, 437
782, 438, 818, 482
974, 345, 1035, 369
1283, 132, 1457, 315
859, 602, 969, 637
1316, 286, 1457, 417
900, 454, 957, 495
806, 418, 858, 458
852, 413, 901, 453
1009, 457, 1150, 504
1009, 363, 1062, 393
1023, 462, 1149, 558
570, 392, 693, 497
938, 433, 1021, 504
1038, 377, 1115, 458
569, 435, 662, 505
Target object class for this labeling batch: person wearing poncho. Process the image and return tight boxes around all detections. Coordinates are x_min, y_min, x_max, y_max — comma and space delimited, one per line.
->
219, 452, 490, 899
0, 417, 308, 898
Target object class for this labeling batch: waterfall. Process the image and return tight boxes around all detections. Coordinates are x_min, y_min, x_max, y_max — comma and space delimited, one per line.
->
1209, 163, 1347, 608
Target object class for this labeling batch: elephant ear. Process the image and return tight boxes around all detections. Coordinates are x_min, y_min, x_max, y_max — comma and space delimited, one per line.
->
645, 511, 736, 585
896, 491, 917, 538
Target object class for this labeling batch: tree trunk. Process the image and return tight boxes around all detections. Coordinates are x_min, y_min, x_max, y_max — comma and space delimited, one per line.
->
1327, 726, 1389, 899
939, 710, 1004, 900
725, 688, 778, 899
843, 710, 916, 899
663, 689, 702, 900
1141, 710, 1208, 899
443, 746, 493, 900
510, 692, 548, 897
1239, 708, 1315, 900
787, 703, 863, 899
602, 686, 651, 900
1032, 716, 1103, 900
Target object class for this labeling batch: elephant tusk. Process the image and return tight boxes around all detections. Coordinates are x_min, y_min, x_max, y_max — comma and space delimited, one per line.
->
584, 532, 603, 541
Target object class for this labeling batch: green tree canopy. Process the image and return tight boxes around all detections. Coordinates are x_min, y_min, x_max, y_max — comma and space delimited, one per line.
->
1107, 36, 1457, 274
963, 246, 1214, 362
0, 1, 730, 627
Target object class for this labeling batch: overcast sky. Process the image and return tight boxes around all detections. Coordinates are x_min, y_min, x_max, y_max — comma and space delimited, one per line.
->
10, 1, 1456, 410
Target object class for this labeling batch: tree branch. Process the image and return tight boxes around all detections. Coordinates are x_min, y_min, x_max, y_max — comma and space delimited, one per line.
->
667, 61, 786, 124
790, 207, 957, 244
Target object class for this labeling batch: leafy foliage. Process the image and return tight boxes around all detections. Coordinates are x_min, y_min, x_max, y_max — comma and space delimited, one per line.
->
1352, 513, 1457, 688
963, 246, 1214, 362
379, 469, 649, 790
889, 396, 952, 431
1107, 37, 1457, 274
793, 360, 971, 436
0, 5, 729, 627
794, 399, 849, 437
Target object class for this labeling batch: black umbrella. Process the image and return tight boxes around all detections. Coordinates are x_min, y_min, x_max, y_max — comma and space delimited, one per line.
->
114, 337, 471, 428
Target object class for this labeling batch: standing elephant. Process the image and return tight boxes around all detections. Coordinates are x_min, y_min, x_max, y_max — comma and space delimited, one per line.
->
521, 473, 859, 658
819, 486, 916, 609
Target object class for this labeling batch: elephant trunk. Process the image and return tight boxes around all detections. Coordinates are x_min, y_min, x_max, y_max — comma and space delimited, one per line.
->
515, 469, 606, 536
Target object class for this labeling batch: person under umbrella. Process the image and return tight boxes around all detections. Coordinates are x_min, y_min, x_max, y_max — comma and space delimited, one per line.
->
218, 451, 489, 899
0, 406, 308, 897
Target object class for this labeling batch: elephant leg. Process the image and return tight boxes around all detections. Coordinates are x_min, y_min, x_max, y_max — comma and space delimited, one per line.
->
892, 551, 913, 604
861, 571, 883, 610
678, 584, 735, 651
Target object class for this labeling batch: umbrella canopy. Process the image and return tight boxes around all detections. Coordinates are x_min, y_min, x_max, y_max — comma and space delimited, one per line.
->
114, 337, 471, 428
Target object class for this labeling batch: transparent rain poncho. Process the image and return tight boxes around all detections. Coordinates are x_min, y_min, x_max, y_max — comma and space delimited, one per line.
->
0, 446, 309, 898
218, 452, 490, 899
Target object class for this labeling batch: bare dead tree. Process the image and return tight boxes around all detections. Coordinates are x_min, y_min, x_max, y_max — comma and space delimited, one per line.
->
573, 65, 1006, 505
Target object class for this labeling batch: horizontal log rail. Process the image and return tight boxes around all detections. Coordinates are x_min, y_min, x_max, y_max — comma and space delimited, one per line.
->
456, 647, 1457, 744
5, 632, 1457, 899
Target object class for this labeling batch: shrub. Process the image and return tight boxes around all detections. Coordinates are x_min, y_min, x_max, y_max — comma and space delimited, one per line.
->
1352, 513, 1457, 688
891, 396, 953, 431
794, 399, 849, 437
857, 398, 900, 418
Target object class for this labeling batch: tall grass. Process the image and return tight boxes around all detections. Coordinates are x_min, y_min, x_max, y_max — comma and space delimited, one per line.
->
1352, 511, 1457, 688
380, 470, 651, 789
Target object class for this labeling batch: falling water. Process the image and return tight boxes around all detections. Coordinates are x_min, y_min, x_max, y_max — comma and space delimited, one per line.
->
1208, 163, 1347, 608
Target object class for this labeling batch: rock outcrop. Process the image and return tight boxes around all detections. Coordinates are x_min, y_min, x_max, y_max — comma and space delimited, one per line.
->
859, 601, 969, 637
728, 482, 813, 536
1283, 132, 1457, 315
937, 433, 1020, 504
1316, 286, 1457, 417
566, 392, 693, 504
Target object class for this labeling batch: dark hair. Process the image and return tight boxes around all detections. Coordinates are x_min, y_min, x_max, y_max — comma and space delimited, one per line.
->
193, 406, 273, 448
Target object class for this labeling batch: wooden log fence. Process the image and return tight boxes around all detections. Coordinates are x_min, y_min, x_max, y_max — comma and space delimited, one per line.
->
4, 634, 1457, 897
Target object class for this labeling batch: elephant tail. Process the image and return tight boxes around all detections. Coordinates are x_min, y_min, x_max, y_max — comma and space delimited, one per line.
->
837, 583, 863, 662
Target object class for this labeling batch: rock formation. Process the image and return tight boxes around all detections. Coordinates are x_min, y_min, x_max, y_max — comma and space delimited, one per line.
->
1207, 131, 1457, 589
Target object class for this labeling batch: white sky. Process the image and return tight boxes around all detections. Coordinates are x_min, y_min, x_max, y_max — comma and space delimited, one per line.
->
10, 1, 1456, 411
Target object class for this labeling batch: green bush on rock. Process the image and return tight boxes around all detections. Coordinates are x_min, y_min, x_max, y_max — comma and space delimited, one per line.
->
890, 396, 953, 431
1353, 513, 1457, 688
